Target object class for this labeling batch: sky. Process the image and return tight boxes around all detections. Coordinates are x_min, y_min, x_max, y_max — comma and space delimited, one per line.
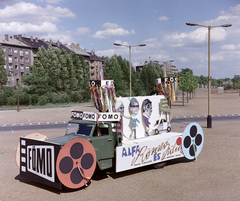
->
0, 0, 240, 79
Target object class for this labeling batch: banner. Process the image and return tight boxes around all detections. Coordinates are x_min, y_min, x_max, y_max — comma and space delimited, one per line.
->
116, 133, 183, 172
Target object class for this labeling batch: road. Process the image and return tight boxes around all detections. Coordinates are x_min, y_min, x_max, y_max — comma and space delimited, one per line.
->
1, 114, 240, 132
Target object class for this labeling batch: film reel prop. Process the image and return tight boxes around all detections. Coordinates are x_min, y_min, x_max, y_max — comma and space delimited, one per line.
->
181, 122, 204, 160
15, 132, 49, 169
56, 138, 97, 189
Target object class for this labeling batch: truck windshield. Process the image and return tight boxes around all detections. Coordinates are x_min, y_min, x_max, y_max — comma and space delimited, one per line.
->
66, 123, 94, 136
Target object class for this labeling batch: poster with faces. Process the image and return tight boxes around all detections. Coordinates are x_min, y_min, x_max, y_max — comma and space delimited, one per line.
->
116, 95, 167, 140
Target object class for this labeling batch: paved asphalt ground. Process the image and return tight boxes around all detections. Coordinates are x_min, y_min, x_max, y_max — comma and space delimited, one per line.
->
0, 92, 240, 201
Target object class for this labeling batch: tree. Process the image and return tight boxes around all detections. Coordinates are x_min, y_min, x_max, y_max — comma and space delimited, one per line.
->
178, 68, 198, 105
104, 55, 128, 96
139, 63, 163, 95
0, 44, 7, 88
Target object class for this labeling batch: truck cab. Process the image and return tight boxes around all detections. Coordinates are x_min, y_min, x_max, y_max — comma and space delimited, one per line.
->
46, 118, 122, 171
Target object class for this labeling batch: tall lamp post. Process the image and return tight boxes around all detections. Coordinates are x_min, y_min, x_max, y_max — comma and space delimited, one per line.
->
113, 43, 146, 97
186, 22, 232, 128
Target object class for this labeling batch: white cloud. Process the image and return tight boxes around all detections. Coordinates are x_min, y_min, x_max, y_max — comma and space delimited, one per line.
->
163, 26, 228, 48
158, 16, 169, 21
45, 0, 64, 4
41, 32, 73, 44
76, 27, 91, 35
221, 44, 236, 51
0, 2, 76, 23
0, 21, 58, 34
92, 22, 135, 39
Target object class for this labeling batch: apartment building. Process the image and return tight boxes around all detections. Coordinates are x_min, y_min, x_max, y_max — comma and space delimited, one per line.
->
88, 50, 104, 80
1, 34, 105, 85
0, 34, 32, 86
65, 43, 104, 80
136, 60, 178, 75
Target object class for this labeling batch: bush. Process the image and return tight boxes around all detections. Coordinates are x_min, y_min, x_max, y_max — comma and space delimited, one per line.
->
71, 91, 82, 102
3, 86, 15, 97
51, 92, 71, 104
19, 93, 30, 105
30, 94, 39, 105
6, 96, 16, 106
0, 93, 5, 105
38, 95, 49, 106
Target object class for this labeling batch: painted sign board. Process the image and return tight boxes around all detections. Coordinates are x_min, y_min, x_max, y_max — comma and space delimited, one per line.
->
116, 132, 183, 172
19, 137, 62, 189
116, 95, 169, 140
89, 80, 114, 87
71, 111, 121, 122
156, 77, 177, 84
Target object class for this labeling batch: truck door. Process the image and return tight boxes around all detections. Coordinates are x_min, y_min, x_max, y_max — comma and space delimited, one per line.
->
91, 124, 114, 164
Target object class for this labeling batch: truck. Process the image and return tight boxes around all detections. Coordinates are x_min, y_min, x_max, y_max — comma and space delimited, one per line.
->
17, 80, 204, 190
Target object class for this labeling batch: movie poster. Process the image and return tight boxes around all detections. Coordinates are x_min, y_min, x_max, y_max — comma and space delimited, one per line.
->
116, 95, 168, 140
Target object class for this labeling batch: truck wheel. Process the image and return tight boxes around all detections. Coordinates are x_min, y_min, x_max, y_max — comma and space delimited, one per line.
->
167, 126, 171, 132
56, 138, 97, 189
153, 162, 167, 169
15, 132, 48, 169
155, 129, 159, 134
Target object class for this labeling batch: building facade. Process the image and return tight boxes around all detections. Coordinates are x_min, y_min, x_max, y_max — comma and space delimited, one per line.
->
0, 34, 32, 86
1, 34, 105, 86
136, 60, 178, 75
88, 51, 104, 80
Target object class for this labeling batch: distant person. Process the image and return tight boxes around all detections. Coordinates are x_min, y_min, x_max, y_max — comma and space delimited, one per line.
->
115, 101, 124, 117
129, 98, 140, 139
142, 99, 152, 136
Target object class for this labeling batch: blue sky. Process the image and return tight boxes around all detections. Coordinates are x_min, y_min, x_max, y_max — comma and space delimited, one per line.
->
0, 0, 239, 79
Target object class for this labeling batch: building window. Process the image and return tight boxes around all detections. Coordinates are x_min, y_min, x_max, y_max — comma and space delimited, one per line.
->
25, 50, 29, 55
4, 65, 6, 69
15, 65, 18, 70
25, 58, 29, 62
8, 56, 12, 63
2, 47, 6, 52
26, 66, 29, 71
19, 49, 23, 56
8, 48, 12, 54
20, 65, 24, 72
14, 49, 18, 54
15, 73, 18, 76
14, 57, 18, 62
9, 64, 13, 71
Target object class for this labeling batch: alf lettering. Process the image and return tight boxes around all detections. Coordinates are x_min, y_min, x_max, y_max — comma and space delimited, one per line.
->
122, 145, 140, 157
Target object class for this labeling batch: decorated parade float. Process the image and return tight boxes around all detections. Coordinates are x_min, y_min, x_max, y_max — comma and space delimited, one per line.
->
15, 76, 204, 190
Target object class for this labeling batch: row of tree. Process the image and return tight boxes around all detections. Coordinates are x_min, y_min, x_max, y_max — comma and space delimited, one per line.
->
0, 46, 91, 106
0, 43, 239, 107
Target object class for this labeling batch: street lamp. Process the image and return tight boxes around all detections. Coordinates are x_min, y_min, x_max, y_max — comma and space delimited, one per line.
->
186, 22, 232, 128
113, 43, 146, 97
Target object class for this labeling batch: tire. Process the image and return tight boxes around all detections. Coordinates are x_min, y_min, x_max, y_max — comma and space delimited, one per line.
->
153, 162, 167, 169
155, 129, 159, 134
167, 126, 171, 132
